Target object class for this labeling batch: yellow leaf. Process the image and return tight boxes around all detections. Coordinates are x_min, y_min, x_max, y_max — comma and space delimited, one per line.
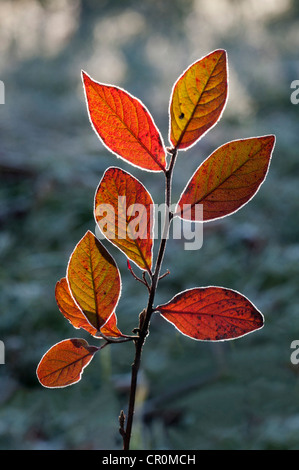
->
169, 49, 228, 150
67, 231, 121, 331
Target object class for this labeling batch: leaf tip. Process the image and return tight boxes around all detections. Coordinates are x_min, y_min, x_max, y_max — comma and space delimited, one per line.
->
215, 48, 227, 56
81, 69, 89, 81
267, 134, 276, 147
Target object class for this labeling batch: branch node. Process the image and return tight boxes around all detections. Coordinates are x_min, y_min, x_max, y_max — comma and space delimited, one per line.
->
166, 146, 176, 155
127, 260, 150, 290
142, 272, 151, 292
138, 309, 147, 331
132, 327, 140, 335
119, 410, 126, 438
159, 269, 170, 280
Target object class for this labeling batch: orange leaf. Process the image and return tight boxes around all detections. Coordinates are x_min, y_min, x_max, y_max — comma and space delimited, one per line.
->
176, 135, 275, 222
94, 167, 154, 272
82, 71, 166, 172
169, 49, 228, 150
55, 278, 123, 338
100, 312, 124, 338
67, 231, 121, 331
55, 278, 98, 336
37, 339, 99, 388
156, 287, 264, 341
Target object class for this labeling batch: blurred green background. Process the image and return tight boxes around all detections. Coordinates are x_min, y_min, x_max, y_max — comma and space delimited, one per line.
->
0, 0, 299, 450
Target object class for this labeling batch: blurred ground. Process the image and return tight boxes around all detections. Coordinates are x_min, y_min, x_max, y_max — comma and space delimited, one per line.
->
0, 0, 299, 450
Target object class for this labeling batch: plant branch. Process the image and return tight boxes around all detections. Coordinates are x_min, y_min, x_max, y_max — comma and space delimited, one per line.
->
159, 269, 170, 280
98, 332, 138, 343
142, 272, 151, 293
127, 260, 150, 289
122, 148, 178, 450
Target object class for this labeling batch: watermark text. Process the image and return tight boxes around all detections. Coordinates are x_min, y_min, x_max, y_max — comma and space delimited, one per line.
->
290, 80, 299, 105
94, 199, 203, 251
0, 81, 4, 104
0, 340, 4, 364
290, 340, 299, 364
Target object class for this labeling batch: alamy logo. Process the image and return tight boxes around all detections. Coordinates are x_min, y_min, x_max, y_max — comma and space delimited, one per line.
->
290, 80, 299, 105
0, 81, 4, 104
94, 200, 204, 251
290, 340, 299, 365
0, 341, 4, 364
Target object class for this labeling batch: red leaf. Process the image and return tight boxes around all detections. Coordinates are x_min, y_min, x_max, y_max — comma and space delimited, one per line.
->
94, 167, 154, 272
176, 135, 275, 222
169, 49, 228, 150
156, 287, 264, 341
100, 312, 124, 338
37, 339, 99, 388
82, 71, 166, 172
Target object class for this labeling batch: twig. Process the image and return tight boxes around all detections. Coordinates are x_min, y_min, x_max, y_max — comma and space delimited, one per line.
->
127, 260, 150, 289
159, 269, 170, 281
97, 331, 138, 344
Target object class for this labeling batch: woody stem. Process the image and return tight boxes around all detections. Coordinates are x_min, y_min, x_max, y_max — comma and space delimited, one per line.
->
122, 148, 177, 450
